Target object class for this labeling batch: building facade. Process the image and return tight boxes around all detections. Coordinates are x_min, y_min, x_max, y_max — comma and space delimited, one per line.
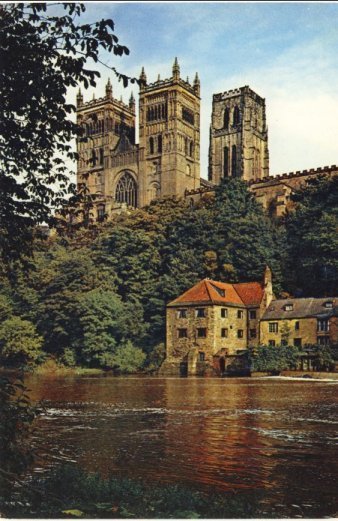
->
208, 86, 269, 184
76, 58, 200, 220
161, 270, 337, 376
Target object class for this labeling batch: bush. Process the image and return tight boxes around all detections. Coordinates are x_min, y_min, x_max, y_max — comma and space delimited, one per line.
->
0, 316, 43, 367
111, 341, 146, 374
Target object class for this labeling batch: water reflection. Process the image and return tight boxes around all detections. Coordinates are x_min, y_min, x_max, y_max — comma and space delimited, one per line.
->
26, 375, 338, 517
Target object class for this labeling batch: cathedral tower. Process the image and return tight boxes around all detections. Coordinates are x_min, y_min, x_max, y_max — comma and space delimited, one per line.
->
208, 86, 269, 184
138, 58, 201, 207
76, 79, 137, 218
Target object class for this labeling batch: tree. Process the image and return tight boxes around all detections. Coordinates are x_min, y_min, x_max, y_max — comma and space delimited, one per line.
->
0, 3, 137, 265
285, 175, 338, 296
0, 316, 43, 367
110, 341, 146, 374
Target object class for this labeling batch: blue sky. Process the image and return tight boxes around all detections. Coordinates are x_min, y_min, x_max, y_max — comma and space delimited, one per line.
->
70, 2, 338, 178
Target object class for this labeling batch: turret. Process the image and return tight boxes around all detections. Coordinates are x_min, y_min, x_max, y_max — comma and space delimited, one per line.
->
193, 72, 200, 96
172, 57, 180, 81
105, 77, 112, 99
129, 91, 135, 112
76, 88, 83, 107
139, 67, 147, 90
263, 266, 273, 309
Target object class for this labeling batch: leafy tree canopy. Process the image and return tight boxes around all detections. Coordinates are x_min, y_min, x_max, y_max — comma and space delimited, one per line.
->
0, 2, 135, 265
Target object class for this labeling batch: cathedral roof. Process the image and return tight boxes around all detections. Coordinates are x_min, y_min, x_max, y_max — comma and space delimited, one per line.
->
113, 132, 135, 154
168, 279, 264, 307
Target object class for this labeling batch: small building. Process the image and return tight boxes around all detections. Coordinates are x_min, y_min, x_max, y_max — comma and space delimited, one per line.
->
161, 267, 273, 376
161, 269, 337, 377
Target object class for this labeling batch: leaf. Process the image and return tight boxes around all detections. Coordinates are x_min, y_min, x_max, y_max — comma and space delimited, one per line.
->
61, 509, 84, 517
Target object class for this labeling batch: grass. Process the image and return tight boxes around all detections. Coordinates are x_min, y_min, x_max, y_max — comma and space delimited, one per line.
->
30, 359, 104, 377
2, 464, 269, 519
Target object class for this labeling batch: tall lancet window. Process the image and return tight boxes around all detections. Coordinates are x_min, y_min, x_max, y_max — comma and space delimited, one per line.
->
115, 172, 137, 208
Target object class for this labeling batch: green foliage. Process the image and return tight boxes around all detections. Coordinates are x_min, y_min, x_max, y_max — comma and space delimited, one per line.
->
285, 175, 338, 296
110, 341, 146, 374
4, 463, 266, 518
0, 316, 43, 367
249, 345, 301, 372
0, 374, 37, 508
0, 3, 136, 265
145, 342, 166, 373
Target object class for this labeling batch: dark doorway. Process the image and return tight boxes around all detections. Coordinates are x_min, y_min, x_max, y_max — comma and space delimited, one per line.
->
219, 356, 226, 374
180, 362, 188, 377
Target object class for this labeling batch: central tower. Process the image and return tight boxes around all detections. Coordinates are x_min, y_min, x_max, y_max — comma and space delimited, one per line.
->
208, 86, 269, 184
138, 58, 201, 207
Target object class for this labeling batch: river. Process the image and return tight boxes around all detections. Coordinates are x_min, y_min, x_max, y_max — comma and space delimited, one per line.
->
25, 375, 338, 517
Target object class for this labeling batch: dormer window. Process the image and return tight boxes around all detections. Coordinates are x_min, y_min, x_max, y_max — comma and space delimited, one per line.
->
284, 304, 293, 311
324, 301, 333, 309
212, 284, 225, 298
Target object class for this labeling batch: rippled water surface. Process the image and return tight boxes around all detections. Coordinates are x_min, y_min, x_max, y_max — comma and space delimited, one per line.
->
26, 376, 338, 517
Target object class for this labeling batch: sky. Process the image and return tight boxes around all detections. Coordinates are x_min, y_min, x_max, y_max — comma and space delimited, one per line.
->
68, 1, 338, 179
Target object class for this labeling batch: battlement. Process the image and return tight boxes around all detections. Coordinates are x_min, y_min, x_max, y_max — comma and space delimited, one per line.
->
77, 93, 135, 115
247, 164, 338, 186
213, 85, 265, 104
143, 76, 198, 97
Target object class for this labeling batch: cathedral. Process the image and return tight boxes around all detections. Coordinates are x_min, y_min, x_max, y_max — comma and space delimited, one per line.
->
76, 58, 337, 220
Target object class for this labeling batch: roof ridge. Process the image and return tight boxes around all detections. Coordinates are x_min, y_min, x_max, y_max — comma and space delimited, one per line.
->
204, 280, 214, 302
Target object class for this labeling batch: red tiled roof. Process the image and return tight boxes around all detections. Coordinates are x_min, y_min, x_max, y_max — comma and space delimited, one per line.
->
233, 282, 264, 306
168, 279, 264, 307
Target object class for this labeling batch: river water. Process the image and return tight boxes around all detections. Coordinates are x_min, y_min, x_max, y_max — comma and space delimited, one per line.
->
25, 375, 338, 517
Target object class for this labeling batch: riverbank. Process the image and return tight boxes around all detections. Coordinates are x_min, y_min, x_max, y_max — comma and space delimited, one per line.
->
251, 370, 338, 380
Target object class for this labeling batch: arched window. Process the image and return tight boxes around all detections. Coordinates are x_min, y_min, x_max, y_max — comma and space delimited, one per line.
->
233, 106, 240, 126
224, 108, 230, 129
91, 149, 97, 167
99, 148, 104, 165
223, 146, 229, 177
149, 137, 154, 154
158, 135, 162, 153
97, 204, 106, 222
189, 141, 193, 157
231, 145, 237, 176
115, 172, 138, 208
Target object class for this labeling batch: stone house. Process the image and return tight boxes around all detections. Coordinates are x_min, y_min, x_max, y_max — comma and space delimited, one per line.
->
161, 269, 337, 376
161, 267, 273, 376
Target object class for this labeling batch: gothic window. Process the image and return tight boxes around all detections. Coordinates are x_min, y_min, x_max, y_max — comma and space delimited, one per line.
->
115, 172, 138, 208
231, 145, 237, 176
91, 149, 97, 167
189, 141, 193, 157
158, 135, 162, 153
223, 146, 229, 177
149, 137, 154, 154
186, 164, 191, 176
182, 107, 194, 125
233, 105, 240, 125
99, 148, 104, 165
224, 108, 230, 129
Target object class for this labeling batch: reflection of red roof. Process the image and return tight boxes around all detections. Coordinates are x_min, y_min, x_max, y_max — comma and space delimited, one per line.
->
168, 279, 264, 307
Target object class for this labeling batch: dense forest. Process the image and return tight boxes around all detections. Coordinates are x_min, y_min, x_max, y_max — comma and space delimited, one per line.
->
0, 175, 337, 373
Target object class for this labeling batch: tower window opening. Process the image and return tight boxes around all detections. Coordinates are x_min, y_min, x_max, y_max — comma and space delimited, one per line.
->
182, 107, 194, 125
149, 137, 154, 155
115, 172, 137, 208
233, 105, 240, 126
189, 141, 193, 157
158, 135, 162, 153
223, 146, 229, 177
99, 148, 104, 165
231, 145, 237, 176
224, 108, 230, 129
91, 149, 97, 167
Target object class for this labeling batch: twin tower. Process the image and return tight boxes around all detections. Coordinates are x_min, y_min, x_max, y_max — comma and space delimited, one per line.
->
76, 59, 269, 220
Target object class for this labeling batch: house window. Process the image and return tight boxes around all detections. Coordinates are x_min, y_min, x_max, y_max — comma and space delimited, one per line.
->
249, 310, 257, 320
237, 310, 243, 319
199, 352, 205, 362
269, 322, 278, 333
221, 308, 228, 318
196, 308, 206, 318
197, 328, 207, 338
221, 328, 228, 338
317, 320, 329, 332
295, 321, 300, 330
237, 329, 244, 339
317, 336, 330, 345
284, 304, 293, 311
178, 309, 187, 319
294, 338, 302, 347
268, 340, 276, 347
249, 328, 257, 339
178, 329, 188, 338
